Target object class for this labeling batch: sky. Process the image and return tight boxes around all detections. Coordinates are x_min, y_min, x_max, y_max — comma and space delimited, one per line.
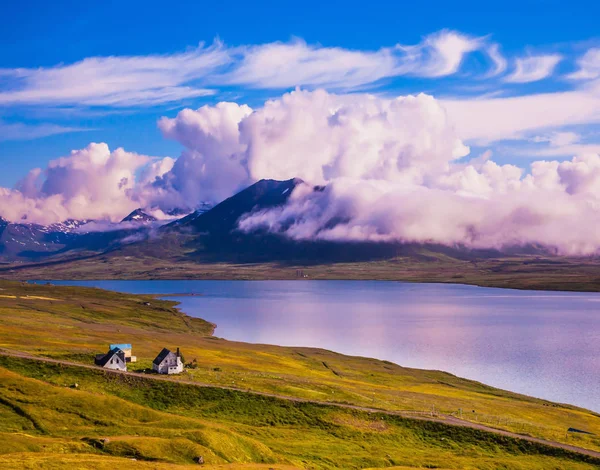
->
2, 0, 600, 253
2, 0, 599, 183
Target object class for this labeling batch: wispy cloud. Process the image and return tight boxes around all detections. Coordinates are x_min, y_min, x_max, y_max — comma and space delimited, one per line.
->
442, 87, 600, 143
503, 54, 563, 83
0, 120, 90, 141
531, 131, 580, 147
485, 44, 508, 77
0, 31, 502, 108
0, 42, 228, 107
220, 31, 499, 89
400, 30, 486, 78
568, 48, 600, 80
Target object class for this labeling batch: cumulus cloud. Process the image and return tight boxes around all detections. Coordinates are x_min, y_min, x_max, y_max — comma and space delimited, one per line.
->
504, 54, 562, 83
239, 153, 600, 255
0, 143, 164, 224
152, 89, 469, 211
151, 89, 600, 255
6, 89, 600, 255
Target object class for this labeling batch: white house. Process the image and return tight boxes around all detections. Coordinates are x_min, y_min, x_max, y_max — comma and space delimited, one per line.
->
153, 347, 183, 374
94, 347, 127, 371
109, 343, 136, 363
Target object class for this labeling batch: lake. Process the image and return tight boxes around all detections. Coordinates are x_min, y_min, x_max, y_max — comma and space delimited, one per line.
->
44, 280, 600, 412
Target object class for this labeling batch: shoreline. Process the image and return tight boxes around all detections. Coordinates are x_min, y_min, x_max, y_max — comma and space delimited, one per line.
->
142, 284, 599, 414
3, 278, 600, 463
19, 280, 600, 412
31, 277, 600, 294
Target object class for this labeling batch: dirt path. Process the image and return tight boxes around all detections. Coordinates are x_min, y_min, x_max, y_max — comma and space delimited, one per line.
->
1, 349, 599, 461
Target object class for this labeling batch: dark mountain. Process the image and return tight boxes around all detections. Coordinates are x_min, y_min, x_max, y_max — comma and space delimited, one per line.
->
149, 178, 502, 264
0, 178, 551, 270
170, 178, 302, 234
0, 216, 155, 262
121, 209, 157, 223
0, 219, 84, 261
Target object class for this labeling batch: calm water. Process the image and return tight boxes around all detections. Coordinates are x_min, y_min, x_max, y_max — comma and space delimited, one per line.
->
45, 280, 600, 411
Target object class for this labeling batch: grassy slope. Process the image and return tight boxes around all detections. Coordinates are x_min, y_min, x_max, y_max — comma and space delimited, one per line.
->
1, 281, 599, 468
1, 358, 599, 470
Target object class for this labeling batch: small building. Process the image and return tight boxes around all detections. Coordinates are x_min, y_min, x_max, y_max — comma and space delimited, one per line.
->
153, 347, 183, 374
109, 343, 136, 363
95, 347, 127, 371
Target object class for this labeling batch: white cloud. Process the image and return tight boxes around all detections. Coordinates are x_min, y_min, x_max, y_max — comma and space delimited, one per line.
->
0, 143, 160, 224
0, 42, 228, 107
532, 131, 580, 147
504, 54, 562, 83
0, 120, 89, 141
151, 89, 600, 255
402, 30, 485, 77
0, 31, 503, 108
6, 89, 600, 255
526, 143, 600, 158
223, 30, 492, 89
240, 152, 600, 255
485, 44, 508, 77
568, 48, 600, 80
152, 102, 254, 209
442, 88, 600, 143
222, 39, 398, 89
153, 90, 469, 212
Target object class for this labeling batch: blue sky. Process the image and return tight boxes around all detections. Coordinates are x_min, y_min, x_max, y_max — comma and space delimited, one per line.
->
1, 0, 600, 187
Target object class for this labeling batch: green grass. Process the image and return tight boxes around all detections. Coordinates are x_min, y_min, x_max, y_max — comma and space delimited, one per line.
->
1, 356, 599, 469
1, 281, 600, 468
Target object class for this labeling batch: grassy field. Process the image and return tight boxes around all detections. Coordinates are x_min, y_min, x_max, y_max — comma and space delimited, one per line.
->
1, 281, 599, 468
1, 356, 599, 470
3, 249, 600, 292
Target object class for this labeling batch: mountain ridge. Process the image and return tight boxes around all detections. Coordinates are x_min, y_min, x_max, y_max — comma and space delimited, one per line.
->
121, 209, 157, 223
2, 178, 600, 292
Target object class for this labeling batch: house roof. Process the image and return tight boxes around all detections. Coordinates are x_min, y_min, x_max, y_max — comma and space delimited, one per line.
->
110, 343, 131, 350
96, 348, 125, 367
153, 348, 172, 366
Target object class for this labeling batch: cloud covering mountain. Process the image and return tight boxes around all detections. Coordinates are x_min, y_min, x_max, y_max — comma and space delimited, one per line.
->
3, 88, 600, 254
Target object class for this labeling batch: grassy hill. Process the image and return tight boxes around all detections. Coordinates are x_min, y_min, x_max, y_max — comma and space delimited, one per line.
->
0, 281, 599, 468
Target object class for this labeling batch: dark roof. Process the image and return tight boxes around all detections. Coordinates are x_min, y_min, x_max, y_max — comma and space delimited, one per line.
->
95, 348, 125, 367
153, 348, 172, 366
